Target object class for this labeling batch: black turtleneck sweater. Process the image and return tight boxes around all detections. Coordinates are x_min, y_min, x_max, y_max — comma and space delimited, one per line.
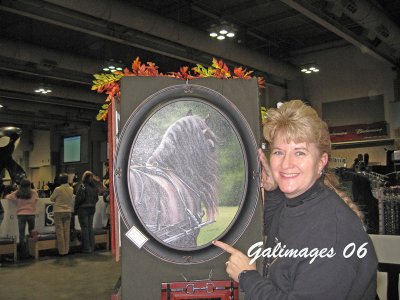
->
239, 180, 378, 300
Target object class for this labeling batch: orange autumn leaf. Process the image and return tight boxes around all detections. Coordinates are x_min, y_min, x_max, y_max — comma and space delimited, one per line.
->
233, 67, 253, 79
93, 57, 265, 121
211, 58, 231, 79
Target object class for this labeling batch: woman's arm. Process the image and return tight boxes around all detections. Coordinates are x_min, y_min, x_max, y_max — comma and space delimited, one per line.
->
49, 188, 58, 202
5, 191, 16, 201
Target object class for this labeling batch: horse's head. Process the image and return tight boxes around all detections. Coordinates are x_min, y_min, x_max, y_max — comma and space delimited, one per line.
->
147, 113, 219, 222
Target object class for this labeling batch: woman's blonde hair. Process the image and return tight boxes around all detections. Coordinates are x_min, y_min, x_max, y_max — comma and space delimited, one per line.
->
263, 100, 363, 220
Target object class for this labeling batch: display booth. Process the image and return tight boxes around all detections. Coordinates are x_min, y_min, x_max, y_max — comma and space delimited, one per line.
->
0, 197, 108, 242
113, 77, 262, 299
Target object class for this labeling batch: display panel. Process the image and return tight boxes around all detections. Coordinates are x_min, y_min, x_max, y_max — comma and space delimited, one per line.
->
115, 84, 259, 264
63, 135, 81, 163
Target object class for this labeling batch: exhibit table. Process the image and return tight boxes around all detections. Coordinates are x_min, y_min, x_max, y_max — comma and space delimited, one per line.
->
0, 196, 108, 242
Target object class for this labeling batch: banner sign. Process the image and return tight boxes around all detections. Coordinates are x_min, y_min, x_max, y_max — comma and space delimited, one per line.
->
329, 121, 388, 143
44, 203, 54, 227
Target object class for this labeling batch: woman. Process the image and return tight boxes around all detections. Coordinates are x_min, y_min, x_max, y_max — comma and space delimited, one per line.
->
6, 178, 38, 258
214, 100, 377, 299
50, 173, 74, 256
74, 171, 99, 253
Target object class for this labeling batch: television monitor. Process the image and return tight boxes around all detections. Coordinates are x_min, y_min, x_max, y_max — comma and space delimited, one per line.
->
63, 135, 81, 163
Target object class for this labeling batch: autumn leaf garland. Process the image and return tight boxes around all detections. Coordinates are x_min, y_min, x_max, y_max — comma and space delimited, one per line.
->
92, 57, 265, 121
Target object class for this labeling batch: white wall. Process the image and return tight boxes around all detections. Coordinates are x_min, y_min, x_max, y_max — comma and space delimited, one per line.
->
293, 45, 397, 136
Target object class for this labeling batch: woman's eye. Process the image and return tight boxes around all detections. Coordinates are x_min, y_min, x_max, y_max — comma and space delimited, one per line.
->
295, 151, 305, 156
272, 150, 283, 155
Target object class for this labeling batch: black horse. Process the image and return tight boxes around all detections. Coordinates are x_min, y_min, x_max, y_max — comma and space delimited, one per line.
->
0, 127, 26, 186
129, 113, 219, 248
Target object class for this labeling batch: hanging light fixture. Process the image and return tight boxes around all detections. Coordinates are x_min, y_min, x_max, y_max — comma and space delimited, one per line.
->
34, 84, 52, 94
300, 64, 320, 74
102, 59, 124, 72
209, 21, 237, 40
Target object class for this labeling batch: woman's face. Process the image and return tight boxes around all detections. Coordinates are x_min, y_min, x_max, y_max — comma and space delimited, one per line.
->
270, 135, 328, 198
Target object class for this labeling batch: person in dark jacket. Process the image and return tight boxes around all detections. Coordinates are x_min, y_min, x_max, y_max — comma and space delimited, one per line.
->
214, 100, 378, 300
74, 171, 99, 253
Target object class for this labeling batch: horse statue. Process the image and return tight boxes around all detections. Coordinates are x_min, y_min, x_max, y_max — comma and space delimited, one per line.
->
129, 112, 219, 248
0, 127, 26, 186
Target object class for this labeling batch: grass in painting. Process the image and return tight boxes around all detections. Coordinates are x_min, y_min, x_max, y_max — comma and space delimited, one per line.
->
197, 206, 238, 246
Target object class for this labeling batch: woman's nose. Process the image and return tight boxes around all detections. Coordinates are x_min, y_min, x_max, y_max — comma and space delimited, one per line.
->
281, 154, 293, 169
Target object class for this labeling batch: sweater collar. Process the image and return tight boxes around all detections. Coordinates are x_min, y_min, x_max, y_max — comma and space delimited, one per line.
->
285, 177, 324, 207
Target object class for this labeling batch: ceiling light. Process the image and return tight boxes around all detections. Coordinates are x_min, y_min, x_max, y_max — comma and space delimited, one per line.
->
0, 104, 3, 108
300, 64, 320, 74
34, 87, 52, 94
208, 22, 237, 40
102, 60, 124, 73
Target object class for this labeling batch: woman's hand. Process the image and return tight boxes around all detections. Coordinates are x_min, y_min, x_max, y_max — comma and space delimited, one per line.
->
258, 148, 277, 191
213, 240, 256, 282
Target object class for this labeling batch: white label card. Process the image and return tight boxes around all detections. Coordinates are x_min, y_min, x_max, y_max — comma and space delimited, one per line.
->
125, 226, 148, 249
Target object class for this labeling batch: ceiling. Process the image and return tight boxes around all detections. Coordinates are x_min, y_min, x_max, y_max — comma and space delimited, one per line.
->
0, 0, 399, 129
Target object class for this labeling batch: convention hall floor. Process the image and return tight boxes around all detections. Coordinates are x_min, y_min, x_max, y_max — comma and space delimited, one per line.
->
0, 249, 121, 300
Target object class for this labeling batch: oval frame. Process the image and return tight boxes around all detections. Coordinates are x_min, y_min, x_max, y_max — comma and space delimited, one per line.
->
114, 84, 259, 264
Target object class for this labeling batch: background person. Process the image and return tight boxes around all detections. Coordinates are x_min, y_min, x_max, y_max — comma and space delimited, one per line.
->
6, 178, 38, 259
74, 171, 99, 254
214, 100, 378, 299
50, 173, 74, 256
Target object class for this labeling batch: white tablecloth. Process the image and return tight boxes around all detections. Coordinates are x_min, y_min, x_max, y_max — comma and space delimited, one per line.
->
0, 196, 108, 242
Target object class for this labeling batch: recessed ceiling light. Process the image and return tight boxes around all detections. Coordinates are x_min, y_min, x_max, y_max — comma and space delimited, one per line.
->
219, 29, 228, 35
217, 35, 225, 40
210, 32, 218, 37
226, 32, 235, 37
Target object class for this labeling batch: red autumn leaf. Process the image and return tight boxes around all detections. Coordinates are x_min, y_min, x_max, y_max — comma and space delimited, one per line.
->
233, 67, 253, 79
257, 76, 266, 88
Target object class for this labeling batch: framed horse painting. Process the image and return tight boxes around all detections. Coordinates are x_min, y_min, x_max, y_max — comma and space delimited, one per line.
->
114, 83, 260, 264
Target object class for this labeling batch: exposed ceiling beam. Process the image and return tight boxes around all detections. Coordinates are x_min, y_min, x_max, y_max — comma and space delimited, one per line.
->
0, 76, 103, 107
36, 0, 300, 79
279, 0, 398, 66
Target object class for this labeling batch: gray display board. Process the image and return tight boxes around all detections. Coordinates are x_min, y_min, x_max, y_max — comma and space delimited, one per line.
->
117, 77, 262, 299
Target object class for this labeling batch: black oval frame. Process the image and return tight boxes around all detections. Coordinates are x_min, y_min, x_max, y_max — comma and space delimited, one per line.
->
114, 84, 259, 264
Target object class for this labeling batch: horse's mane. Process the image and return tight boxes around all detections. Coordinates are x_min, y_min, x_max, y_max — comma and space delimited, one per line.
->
147, 115, 219, 221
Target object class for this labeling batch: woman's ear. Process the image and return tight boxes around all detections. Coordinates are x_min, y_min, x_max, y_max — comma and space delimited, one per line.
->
319, 153, 329, 172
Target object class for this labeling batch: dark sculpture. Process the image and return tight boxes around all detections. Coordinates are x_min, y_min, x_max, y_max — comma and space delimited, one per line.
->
0, 127, 26, 185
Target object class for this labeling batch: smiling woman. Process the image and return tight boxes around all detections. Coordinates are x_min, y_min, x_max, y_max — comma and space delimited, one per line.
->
269, 137, 328, 199
214, 100, 379, 300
